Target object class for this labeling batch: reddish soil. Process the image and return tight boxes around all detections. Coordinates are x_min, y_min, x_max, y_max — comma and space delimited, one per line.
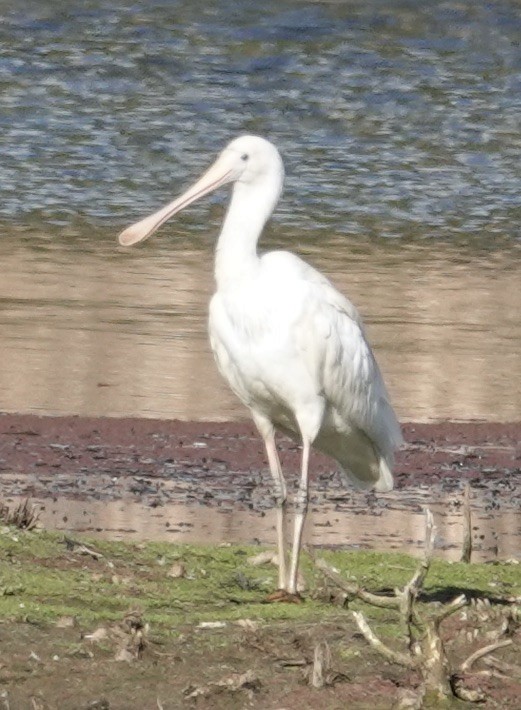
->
1, 413, 519, 494
1, 413, 520, 556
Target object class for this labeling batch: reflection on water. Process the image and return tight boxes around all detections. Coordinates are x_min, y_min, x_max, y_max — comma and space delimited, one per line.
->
0, 239, 519, 421
6, 487, 520, 563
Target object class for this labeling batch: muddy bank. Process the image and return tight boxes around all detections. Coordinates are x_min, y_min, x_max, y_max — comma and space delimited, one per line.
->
0, 414, 520, 559
1, 414, 519, 489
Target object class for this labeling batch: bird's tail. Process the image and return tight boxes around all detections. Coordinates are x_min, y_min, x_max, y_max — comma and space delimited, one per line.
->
316, 426, 396, 493
374, 455, 394, 492
338, 452, 394, 493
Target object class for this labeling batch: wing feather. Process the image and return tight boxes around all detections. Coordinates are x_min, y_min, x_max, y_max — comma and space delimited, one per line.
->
262, 250, 403, 458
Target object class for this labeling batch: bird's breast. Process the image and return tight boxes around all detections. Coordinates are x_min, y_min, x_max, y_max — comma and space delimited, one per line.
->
208, 287, 319, 415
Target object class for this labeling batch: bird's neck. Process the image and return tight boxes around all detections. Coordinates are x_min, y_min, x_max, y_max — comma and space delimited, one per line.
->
214, 177, 281, 289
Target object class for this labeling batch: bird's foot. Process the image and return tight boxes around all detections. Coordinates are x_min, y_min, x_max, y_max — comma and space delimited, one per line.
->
265, 589, 303, 604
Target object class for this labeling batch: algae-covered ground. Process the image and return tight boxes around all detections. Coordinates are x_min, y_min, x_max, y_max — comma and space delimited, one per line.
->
1, 527, 520, 709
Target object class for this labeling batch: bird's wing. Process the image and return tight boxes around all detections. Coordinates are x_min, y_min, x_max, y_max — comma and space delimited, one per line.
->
262, 251, 402, 456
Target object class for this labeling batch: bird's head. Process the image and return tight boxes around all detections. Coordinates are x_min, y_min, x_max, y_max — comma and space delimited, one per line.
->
118, 135, 284, 246
220, 135, 284, 186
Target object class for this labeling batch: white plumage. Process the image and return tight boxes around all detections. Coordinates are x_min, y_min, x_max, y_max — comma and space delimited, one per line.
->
119, 135, 402, 597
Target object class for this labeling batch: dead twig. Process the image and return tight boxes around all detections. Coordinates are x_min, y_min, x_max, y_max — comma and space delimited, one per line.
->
62, 536, 103, 560
460, 483, 473, 563
406, 507, 436, 594
312, 557, 399, 610
483, 655, 521, 680
460, 639, 513, 673
183, 670, 261, 699
399, 508, 436, 649
432, 594, 468, 628
352, 611, 416, 668
312, 507, 518, 704
0, 499, 40, 530
310, 641, 332, 688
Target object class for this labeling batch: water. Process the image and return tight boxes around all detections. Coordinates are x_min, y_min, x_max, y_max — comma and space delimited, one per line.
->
1, 240, 520, 421
1, 1, 520, 423
1, 1, 520, 238
6, 477, 521, 562
0, 1, 519, 551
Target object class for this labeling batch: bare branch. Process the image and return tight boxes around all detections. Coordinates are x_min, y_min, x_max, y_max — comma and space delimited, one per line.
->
433, 594, 468, 628
310, 507, 514, 705
406, 508, 435, 593
76, 543, 104, 560
452, 678, 486, 703
311, 510, 436, 621
399, 508, 436, 645
0, 498, 40, 530
311, 641, 331, 688
460, 484, 473, 563
483, 655, 521, 680
460, 639, 513, 673
352, 611, 417, 669
313, 557, 400, 609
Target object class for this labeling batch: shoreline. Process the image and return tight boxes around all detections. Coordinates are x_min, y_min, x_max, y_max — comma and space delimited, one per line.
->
1, 412, 519, 488
1, 412, 520, 559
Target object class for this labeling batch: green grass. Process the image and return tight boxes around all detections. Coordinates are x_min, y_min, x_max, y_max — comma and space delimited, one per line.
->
1, 527, 519, 630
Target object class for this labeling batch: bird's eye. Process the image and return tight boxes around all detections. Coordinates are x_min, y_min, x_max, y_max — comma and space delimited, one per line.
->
241, 153, 249, 162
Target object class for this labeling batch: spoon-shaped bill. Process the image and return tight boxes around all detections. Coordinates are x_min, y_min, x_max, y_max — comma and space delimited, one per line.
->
118, 157, 234, 246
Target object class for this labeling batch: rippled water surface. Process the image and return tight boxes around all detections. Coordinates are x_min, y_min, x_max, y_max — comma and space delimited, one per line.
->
0, 0, 520, 422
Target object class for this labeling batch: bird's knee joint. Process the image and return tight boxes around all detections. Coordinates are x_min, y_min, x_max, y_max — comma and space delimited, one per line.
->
272, 482, 287, 508
273, 494, 287, 509
295, 487, 309, 514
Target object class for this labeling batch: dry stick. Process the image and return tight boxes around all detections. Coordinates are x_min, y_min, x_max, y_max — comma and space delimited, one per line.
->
350, 510, 440, 672
483, 655, 521, 679
352, 611, 416, 669
432, 594, 468, 628
314, 505, 520, 703
410, 529, 468, 703
460, 483, 473, 563
311, 508, 437, 620
399, 508, 436, 646
76, 543, 104, 560
312, 556, 400, 610
408, 508, 436, 592
311, 641, 331, 688
460, 639, 513, 673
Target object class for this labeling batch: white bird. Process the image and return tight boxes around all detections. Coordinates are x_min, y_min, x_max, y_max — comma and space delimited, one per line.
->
118, 136, 403, 599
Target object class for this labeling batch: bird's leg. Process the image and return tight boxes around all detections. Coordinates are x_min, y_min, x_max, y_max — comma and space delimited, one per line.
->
287, 438, 311, 595
264, 432, 288, 590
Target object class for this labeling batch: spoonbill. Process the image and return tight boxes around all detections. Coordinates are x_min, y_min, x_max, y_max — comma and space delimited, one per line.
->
118, 136, 402, 599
